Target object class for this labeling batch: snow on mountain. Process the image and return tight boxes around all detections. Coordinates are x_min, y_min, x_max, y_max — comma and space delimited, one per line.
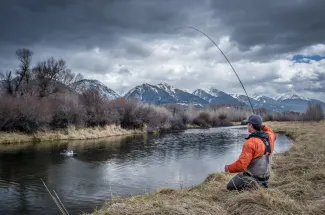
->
251, 93, 277, 104
208, 88, 225, 97
272, 90, 323, 112
157, 82, 176, 95
230, 93, 244, 100
124, 83, 175, 104
192, 89, 215, 102
205, 88, 242, 104
251, 94, 262, 100
230, 93, 292, 112
70, 79, 120, 100
276, 91, 309, 102
230, 94, 256, 103
157, 83, 208, 106
274, 91, 325, 112
193, 89, 242, 105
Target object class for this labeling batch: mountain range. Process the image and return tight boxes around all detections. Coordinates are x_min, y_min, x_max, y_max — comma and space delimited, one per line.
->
72, 80, 325, 113
1, 78, 324, 113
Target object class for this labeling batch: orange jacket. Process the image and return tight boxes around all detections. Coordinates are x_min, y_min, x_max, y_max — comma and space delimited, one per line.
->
226, 125, 276, 173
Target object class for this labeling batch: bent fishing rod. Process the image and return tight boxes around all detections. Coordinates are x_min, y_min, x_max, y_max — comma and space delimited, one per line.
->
147, 26, 256, 114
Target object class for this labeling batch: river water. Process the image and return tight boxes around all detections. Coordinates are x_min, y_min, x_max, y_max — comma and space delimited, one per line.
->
0, 126, 292, 215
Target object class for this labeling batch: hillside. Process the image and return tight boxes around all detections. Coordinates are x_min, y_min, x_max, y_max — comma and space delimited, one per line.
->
70, 79, 120, 100
193, 88, 242, 105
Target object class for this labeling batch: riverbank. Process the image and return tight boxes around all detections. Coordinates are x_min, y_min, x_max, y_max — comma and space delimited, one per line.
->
87, 121, 325, 215
0, 125, 145, 144
0, 122, 239, 144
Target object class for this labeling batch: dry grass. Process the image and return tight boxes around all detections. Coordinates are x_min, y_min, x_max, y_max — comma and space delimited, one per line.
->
231, 121, 242, 126
0, 124, 145, 144
86, 121, 325, 215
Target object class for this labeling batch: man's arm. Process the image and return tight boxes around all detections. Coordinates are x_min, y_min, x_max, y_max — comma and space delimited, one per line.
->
262, 125, 276, 143
225, 140, 254, 173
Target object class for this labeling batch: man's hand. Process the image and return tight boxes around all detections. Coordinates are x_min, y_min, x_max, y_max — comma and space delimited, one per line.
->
224, 165, 229, 173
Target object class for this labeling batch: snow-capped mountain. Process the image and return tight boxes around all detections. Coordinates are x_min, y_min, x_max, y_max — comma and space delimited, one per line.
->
230, 93, 290, 112
192, 89, 216, 103
125, 83, 208, 106
231, 94, 257, 104
276, 91, 309, 102
157, 82, 177, 96
251, 94, 278, 105
124, 83, 177, 104
70, 79, 120, 100
157, 83, 208, 105
275, 91, 325, 112
124, 81, 324, 112
193, 89, 242, 104
208, 88, 243, 104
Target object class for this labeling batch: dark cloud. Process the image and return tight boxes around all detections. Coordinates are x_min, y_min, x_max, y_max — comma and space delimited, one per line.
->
0, 0, 207, 49
304, 86, 325, 93
315, 71, 325, 81
118, 68, 131, 75
209, 0, 325, 55
2, 0, 324, 60
287, 68, 325, 94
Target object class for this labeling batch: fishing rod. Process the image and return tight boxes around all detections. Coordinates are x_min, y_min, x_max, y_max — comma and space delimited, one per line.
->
146, 26, 256, 114
173, 26, 255, 114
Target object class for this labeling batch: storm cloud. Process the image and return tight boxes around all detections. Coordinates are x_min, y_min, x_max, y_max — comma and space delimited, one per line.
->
209, 0, 325, 54
1, 0, 325, 101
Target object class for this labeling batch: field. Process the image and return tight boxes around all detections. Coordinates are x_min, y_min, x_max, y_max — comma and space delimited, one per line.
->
87, 121, 325, 215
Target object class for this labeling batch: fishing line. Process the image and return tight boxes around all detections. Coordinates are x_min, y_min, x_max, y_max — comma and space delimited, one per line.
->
143, 26, 256, 114
174, 26, 255, 114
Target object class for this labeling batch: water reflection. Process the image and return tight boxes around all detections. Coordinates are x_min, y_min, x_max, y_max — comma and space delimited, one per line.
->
0, 126, 292, 215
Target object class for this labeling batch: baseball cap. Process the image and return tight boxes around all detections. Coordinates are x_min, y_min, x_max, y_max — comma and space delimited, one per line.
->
247, 114, 262, 126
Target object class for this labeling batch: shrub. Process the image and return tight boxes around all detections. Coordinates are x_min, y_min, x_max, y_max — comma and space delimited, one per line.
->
193, 116, 208, 127
0, 96, 52, 133
192, 112, 211, 127
50, 102, 86, 129
218, 113, 227, 121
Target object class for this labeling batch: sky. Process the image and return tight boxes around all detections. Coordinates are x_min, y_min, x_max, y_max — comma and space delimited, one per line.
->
1, 0, 325, 101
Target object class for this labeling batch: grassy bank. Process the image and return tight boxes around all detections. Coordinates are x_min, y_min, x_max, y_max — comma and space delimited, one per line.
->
87, 121, 325, 215
0, 124, 145, 144
0, 122, 240, 144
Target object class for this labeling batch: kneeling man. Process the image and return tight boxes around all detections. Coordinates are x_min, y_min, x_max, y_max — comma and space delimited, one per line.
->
225, 114, 276, 191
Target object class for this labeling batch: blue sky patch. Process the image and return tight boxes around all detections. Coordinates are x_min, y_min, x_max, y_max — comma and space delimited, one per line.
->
292, 54, 325, 63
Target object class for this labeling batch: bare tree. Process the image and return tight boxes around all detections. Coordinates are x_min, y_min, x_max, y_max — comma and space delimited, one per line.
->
32, 57, 84, 97
32, 57, 66, 97
81, 89, 104, 107
14, 48, 33, 95
0, 71, 14, 95
59, 69, 84, 86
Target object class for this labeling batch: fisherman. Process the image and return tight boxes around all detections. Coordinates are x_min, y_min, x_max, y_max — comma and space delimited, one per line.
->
224, 114, 276, 191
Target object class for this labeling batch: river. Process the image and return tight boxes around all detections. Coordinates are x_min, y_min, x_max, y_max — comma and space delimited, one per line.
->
0, 126, 292, 215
